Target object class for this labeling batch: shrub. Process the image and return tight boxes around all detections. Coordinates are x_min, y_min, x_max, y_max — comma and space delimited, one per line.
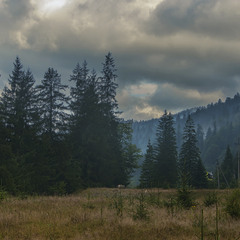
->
163, 196, 177, 216
112, 192, 124, 217
225, 189, 240, 218
48, 181, 66, 196
132, 192, 150, 221
0, 189, 8, 201
177, 188, 195, 209
204, 192, 218, 207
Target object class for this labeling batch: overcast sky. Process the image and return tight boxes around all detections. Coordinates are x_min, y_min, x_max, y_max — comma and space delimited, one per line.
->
1, 0, 240, 120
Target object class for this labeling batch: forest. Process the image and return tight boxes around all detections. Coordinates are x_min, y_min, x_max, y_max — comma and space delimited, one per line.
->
0, 54, 238, 196
133, 94, 240, 188
0, 53, 140, 195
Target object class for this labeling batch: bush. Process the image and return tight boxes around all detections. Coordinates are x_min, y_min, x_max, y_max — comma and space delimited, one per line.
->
163, 196, 177, 216
0, 189, 8, 201
225, 189, 240, 218
112, 192, 124, 217
48, 181, 67, 196
177, 188, 195, 209
204, 192, 218, 207
132, 192, 150, 221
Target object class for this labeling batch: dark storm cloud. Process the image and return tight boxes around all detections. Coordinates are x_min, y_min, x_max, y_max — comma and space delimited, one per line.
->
1, 0, 240, 120
148, 83, 224, 112
6, 0, 33, 20
145, 0, 240, 39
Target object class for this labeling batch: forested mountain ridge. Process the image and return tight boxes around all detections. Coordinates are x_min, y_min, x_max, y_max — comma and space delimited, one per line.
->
132, 93, 240, 171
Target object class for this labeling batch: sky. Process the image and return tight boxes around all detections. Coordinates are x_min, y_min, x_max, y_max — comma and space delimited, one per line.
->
1, 0, 240, 120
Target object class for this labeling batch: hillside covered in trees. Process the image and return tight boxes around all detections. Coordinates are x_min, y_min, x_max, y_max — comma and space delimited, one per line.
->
132, 93, 240, 172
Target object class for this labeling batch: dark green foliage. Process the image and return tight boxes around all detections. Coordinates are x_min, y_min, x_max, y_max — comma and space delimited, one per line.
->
163, 196, 177, 215
139, 140, 154, 188
154, 111, 177, 187
0, 55, 140, 195
193, 159, 208, 189
0, 57, 40, 194
177, 187, 195, 209
220, 145, 235, 188
196, 124, 204, 152
132, 192, 150, 221
37, 67, 69, 139
204, 192, 218, 207
178, 115, 208, 189
68, 56, 140, 188
112, 191, 124, 217
225, 189, 240, 218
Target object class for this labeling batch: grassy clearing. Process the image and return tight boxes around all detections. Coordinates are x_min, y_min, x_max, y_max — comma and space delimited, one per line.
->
0, 188, 239, 239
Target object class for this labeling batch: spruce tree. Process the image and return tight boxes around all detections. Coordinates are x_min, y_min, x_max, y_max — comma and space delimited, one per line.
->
69, 61, 89, 122
97, 53, 122, 186
35, 68, 70, 194
220, 145, 235, 187
0, 57, 39, 193
154, 111, 177, 187
140, 140, 154, 188
0, 57, 37, 153
196, 124, 204, 152
119, 122, 141, 185
99, 52, 118, 115
178, 115, 208, 188
37, 67, 69, 139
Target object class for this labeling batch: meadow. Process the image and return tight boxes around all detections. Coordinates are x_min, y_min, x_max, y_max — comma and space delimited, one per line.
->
0, 188, 239, 240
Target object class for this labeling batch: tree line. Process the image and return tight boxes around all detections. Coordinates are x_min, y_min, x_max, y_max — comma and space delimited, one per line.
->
0, 54, 141, 195
140, 112, 209, 189
139, 110, 238, 189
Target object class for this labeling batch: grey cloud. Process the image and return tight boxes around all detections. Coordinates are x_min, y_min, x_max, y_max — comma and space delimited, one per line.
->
145, 0, 240, 39
6, 0, 33, 20
148, 84, 224, 112
1, 0, 240, 120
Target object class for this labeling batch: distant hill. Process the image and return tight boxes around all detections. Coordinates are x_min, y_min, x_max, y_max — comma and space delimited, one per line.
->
132, 93, 240, 172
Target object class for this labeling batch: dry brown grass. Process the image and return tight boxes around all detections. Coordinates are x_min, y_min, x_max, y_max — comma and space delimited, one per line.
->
0, 188, 239, 239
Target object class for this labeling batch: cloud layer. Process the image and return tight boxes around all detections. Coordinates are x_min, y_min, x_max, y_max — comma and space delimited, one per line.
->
1, 0, 240, 120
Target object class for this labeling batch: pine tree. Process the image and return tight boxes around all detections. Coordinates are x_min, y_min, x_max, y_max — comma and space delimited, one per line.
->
140, 140, 154, 188
220, 145, 235, 187
97, 53, 122, 186
37, 67, 69, 139
119, 122, 141, 185
99, 52, 118, 115
0, 111, 16, 193
0, 57, 39, 193
178, 115, 208, 188
154, 111, 177, 187
0, 57, 36, 152
34, 68, 70, 194
69, 61, 89, 122
196, 124, 204, 152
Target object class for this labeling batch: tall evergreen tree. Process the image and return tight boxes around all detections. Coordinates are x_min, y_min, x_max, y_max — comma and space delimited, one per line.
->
0, 58, 36, 152
220, 145, 235, 187
119, 122, 141, 185
99, 52, 118, 115
178, 115, 207, 188
140, 140, 154, 188
37, 67, 69, 139
196, 124, 204, 152
34, 68, 70, 194
0, 57, 39, 193
69, 61, 89, 122
154, 111, 177, 187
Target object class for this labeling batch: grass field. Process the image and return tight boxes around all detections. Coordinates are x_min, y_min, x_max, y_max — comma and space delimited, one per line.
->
0, 188, 239, 240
